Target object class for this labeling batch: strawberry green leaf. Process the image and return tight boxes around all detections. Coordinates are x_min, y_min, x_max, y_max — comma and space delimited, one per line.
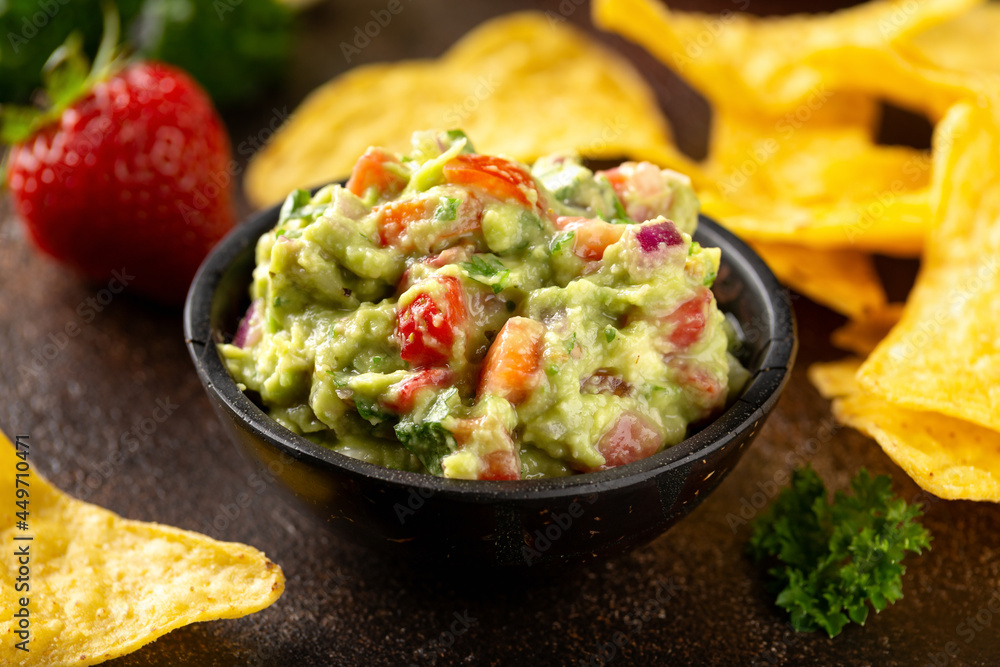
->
43, 33, 93, 110
0, 106, 44, 146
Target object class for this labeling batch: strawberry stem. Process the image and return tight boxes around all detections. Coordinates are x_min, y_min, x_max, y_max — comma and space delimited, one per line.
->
0, 3, 125, 147
92, 2, 122, 79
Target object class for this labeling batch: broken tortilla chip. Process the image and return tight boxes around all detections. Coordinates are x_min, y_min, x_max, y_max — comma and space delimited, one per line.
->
835, 392, 1000, 502
750, 242, 887, 319
898, 2, 1000, 93
592, 0, 983, 120
809, 357, 1000, 501
858, 100, 1000, 433
699, 104, 932, 256
0, 431, 284, 666
831, 303, 906, 356
808, 357, 865, 399
245, 12, 695, 208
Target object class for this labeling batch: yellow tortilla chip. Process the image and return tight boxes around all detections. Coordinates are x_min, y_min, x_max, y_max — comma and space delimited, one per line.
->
809, 357, 1000, 501
0, 431, 284, 666
245, 12, 695, 207
858, 100, 1000, 433
898, 3, 1000, 86
592, 0, 982, 119
834, 393, 1000, 501
699, 105, 932, 256
808, 357, 865, 399
751, 241, 887, 318
831, 303, 906, 356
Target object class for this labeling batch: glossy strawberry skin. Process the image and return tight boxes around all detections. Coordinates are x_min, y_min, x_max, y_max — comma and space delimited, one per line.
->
6, 62, 235, 305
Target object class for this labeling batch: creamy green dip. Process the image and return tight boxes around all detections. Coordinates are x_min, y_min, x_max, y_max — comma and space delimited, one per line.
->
221, 130, 747, 480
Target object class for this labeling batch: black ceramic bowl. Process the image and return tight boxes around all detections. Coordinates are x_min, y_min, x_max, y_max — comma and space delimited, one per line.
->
184, 202, 795, 569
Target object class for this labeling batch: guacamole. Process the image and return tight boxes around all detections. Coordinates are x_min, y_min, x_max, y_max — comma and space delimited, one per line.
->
221, 130, 746, 480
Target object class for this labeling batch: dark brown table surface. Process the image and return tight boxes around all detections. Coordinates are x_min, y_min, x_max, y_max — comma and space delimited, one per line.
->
3, 1, 1000, 665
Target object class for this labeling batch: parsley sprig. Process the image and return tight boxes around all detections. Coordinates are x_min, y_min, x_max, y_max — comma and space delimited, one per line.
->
748, 467, 931, 637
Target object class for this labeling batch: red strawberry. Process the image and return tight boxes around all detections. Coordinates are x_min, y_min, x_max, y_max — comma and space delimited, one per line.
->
4, 58, 235, 305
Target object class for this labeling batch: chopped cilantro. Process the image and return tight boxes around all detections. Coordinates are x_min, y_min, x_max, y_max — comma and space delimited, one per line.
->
461, 255, 510, 294
393, 388, 459, 475
548, 231, 575, 254
545, 365, 560, 376
605, 327, 617, 343
748, 467, 931, 637
564, 332, 577, 354
610, 191, 630, 222
355, 397, 389, 425
444, 129, 476, 153
433, 197, 461, 221
278, 188, 312, 223
703, 268, 718, 286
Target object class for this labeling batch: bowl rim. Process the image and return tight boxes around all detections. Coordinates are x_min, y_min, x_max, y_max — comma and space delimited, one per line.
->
184, 197, 796, 503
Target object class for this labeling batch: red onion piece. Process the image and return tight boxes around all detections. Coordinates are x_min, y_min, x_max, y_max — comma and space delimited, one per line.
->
636, 221, 682, 252
233, 298, 262, 348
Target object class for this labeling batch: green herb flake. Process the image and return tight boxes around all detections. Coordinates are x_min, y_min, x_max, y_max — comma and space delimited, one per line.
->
545, 365, 560, 376
279, 188, 312, 223
605, 327, 616, 343
393, 388, 459, 475
548, 231, 575, 255
564, 332, 577, 354
610, 193, 630, 223
460, 255, 510, 294
355, 397, 389, 425
433, 197, 461, 221
748, 466, 931, 638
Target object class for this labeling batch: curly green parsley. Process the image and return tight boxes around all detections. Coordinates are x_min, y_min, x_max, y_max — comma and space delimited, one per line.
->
748, 466, 932, 637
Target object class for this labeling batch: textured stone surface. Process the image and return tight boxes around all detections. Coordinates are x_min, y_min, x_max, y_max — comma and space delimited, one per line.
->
3, 1, 1000, 665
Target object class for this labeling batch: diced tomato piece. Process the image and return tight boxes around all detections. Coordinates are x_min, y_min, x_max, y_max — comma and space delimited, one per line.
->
396, 276, 467, 367
555, 216, 627, 261
382, 368, 453, 414
480, 448, 521, 481
376, 196, 484, 253
478, 317, 545, 404
670, 360, 726, 406
600, 167, 629, 201
662, 288, 712, 349
443, 154, 539, 209
597, 162, 676, 222
594, 411, 663, 470
346, 147, 408, 200
451, 417, 522, 481
375, 199, 433, 247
